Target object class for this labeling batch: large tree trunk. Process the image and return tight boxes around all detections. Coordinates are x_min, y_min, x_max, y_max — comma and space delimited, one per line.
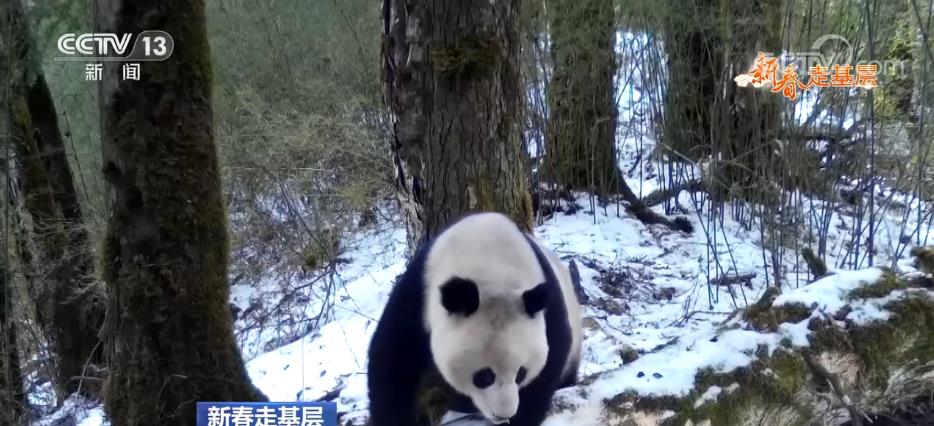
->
710, 0, 782, 201
384, 0, 534, 252
544, 0, 621, 194
663, 0, 782, 202
0, 0, 105, 401
96, 0, 266, 424
662, 0, 719, 161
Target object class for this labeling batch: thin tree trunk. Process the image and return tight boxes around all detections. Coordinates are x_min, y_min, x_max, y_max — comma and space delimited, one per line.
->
96, 0, 266, 424
384, 0, 534, 252
0, 0, 105, 401
544, 0, 622, 194
0, 256, 25, 426
0, 3, 26, 419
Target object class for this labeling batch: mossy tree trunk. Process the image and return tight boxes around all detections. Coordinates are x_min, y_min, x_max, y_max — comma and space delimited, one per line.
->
711, 0, 782, 200
0, 5, 26, 418
661, 0, 719, 161
663, 0, 782, 201
543, 0, 622, 194
0, 0, 105, 401
537, 0, 691, 233
383, 0, 533, 252
0, 258, 25, 425
872, 0, 915, 122
96, 0, 266, 424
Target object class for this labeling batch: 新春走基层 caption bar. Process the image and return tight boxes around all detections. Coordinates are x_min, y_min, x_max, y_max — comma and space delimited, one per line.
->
196, 401, 337, 426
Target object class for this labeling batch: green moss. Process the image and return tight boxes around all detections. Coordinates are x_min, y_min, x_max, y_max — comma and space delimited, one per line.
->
12, 95, 32, 129
431, 38, 503, 76
910, 246, 934, 275
620, 346, 640, 364
473, 174, 495, 211
605, 391, 680, 415
809, 321, 853, 353
744, 301, 811, 332
848, 269, 905, 300
661, 350, 811, 425
761, 351, 809, 400
414, 371, 460, 426
874, 20, 914, 121
812, 293, 934, 390
610, 275, 934, 425
884, 297, 934, 361
800, 247, 827, 277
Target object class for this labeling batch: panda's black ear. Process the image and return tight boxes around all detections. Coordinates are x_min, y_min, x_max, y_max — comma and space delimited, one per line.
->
522, 283, 550, 317
440, 277, 480, 316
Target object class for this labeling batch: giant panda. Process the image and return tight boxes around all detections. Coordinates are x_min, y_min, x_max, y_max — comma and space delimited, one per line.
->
367, 212, 583, 426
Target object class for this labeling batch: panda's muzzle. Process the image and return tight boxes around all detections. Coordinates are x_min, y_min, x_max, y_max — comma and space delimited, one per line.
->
490, 414, 511, 424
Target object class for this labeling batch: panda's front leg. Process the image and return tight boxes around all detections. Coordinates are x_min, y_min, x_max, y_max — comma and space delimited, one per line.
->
367, 325, 431, 426
366, 279, 432, 425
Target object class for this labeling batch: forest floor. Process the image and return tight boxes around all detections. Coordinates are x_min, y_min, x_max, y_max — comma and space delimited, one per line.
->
32, 134, 934, 425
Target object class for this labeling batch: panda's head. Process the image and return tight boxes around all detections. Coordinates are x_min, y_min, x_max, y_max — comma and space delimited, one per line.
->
424, 213, 552, 424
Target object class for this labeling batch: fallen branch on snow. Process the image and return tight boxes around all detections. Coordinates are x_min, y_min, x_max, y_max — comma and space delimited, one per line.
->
641, 179, 704, 207
711, 272, 757, 287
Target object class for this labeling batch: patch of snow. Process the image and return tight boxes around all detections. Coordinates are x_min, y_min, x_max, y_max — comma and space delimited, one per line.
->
773, 268, 885, 312
579, 328, 625, 376
31, 397, 107, 426
778, 315, 814, 347
693, 385, 723, 408
846, 290, 916, 325
542, 403, 606, 426
590, 327, 781, 400
76, 409, 106, 426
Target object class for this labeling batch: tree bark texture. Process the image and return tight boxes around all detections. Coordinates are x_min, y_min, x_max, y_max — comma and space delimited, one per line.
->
544, 0, 622, 194
0, 256, 25, 425
663, 0, 782, 201
0, 0, 105, 401
383, 0, 534, 252
96, 0, 267, 424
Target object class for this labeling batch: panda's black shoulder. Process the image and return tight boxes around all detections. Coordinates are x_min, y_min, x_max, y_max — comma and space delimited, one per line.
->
367, 237, 436, 369
392, 238, 435, 301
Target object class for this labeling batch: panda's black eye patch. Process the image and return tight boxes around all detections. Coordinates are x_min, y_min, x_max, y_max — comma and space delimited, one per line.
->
440, 277, 479, 316
473, 368, 496, 389
515, 367, 527, 384
522, 282, 550, 317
